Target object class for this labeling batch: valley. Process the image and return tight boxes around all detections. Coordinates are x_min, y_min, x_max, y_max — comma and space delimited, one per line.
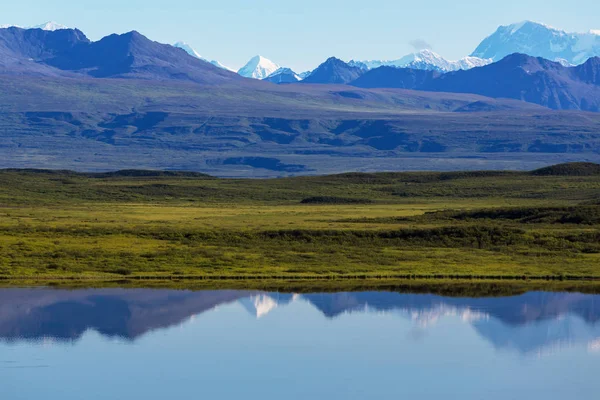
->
3, 9, 600, 400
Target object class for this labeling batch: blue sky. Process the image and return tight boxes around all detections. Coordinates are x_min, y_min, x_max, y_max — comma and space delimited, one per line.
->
3, 0, 600, 71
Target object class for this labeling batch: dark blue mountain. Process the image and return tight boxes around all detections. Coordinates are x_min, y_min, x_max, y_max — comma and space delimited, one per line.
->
0, 27, 242, 84
428, 54, 600, 111
349, 53, 600, 111
0, 26, 89, 75
573, 56, 600, 85
301, 57, 366, 84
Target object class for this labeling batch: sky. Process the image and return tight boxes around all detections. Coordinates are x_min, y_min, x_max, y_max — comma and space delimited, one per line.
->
3, 0, 600, 72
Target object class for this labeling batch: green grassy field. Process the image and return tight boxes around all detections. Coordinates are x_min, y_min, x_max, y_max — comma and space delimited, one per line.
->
1, 163, 599, 283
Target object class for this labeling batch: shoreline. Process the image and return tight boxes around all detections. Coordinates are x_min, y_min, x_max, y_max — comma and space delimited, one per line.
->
4, 275, 600, 296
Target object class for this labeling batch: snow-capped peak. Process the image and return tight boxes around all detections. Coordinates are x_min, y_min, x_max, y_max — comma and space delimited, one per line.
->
237, 55, 280, 79
31, 21, 69, 31
350, 49, 491, 73
472, 21, 600, 65
174, 42, 202, 59
590, 30, 600, 36
173, 42, 235, 72
396, 49, 453, 69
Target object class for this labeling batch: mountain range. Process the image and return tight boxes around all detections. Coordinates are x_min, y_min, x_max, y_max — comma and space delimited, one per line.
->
178, 20, 600, 80
4, 20, 600, 79
349, 49, 492, 73
348, 53, 600, 111
0, 27, 240, 84
1, 23, 600, 176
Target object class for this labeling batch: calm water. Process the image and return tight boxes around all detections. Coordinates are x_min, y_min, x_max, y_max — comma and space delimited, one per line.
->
2, 288, 600, 399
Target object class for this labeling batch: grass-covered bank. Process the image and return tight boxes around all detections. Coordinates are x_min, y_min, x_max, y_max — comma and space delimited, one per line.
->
4, 278, 600, 297
0, 162, 599, 283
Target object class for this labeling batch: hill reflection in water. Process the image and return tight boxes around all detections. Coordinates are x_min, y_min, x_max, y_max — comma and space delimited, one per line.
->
1, 288, 599, 355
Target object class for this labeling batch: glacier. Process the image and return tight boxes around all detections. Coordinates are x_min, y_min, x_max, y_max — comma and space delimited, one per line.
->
349, 49, 491, 73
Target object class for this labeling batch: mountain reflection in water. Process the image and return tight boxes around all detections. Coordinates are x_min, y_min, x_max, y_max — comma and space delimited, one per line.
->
1, 288, 599, 355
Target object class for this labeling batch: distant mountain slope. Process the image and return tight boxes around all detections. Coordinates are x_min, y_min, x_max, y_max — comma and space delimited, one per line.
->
429, 54, 600, 111
350, 53, 600, 112
0, 26, 89, 75
351, 67, 440, 89
0, 27, 242, 84
302, 57, 365, 84
238, 55, 279, 79
350, 50, 491, 73
263, 67, 301, 83
472, 21, 600, 65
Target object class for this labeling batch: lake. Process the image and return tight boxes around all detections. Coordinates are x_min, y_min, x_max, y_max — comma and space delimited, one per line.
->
2, 288, 600, 399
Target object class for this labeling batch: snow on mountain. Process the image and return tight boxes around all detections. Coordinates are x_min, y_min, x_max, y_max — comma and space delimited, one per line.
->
237, 55, 279, 79
1, 21, 68, 31
30, 21, 68, 31
209, 60, 235, 71
298, 71, 312, 79
174, 41, 202, 59
555, 58, 574, 67
173, 41, 234, 71
349, 50, 491, 73
453, 56, 494, 70
472, 21, 600, 65
396, 50, 491, 72
263, 67, 301, 83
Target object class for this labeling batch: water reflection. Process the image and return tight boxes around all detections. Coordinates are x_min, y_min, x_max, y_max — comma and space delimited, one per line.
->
1, 288, 599, 355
